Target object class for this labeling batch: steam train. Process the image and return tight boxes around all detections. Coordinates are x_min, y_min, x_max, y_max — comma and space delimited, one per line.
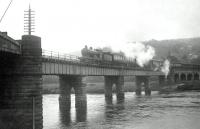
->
80, 46, 163, 70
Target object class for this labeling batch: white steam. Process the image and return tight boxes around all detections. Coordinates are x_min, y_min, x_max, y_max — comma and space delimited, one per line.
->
161, 59, 170, 78
117, 42, 155, 67
89, 41, 156, 67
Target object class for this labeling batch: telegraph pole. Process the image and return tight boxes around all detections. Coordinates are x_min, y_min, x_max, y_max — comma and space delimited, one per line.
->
24, 4, 35, 35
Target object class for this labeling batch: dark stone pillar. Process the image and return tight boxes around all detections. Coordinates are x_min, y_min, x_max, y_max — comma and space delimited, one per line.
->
73, 76, 87, 122
0, 35, 43, 129
59, 76, 72, 112
73, 76, 87, 110
135, 76, 151, 96
104, 76, 113, 101
159, 75, 165, 87
116, 76, 125, 101
135, 76, 142, 96
59, 75, 87, 122
144, 77, 151, 96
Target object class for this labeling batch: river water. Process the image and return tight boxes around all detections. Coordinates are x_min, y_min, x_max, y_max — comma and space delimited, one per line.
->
43, 91, 200, 129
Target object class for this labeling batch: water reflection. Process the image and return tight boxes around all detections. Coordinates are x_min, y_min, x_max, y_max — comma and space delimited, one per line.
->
44, 92, 200, 129
59, 106, 71, 126
59, 100, 87, 126
104, 96, 125, 121
105, 97, 113, 105
116, 100, 125, 110
76, 108, 87, 122
105, 95, 125, 105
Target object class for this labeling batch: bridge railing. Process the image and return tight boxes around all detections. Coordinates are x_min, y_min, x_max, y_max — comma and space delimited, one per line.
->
42, 50, 80, 62
0, 32, 20, 46
42, 50, 162, 71
171, 62, 200, 70
0, 46, 21, 54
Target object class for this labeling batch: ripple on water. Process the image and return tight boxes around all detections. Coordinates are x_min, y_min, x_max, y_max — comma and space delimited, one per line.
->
43, 91, 200, 129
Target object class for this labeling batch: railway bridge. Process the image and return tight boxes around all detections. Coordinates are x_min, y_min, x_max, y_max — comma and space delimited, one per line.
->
0, 33, 199, 129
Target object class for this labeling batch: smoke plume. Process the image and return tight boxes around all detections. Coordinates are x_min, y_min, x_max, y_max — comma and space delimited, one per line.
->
92, 41, 156, 67
161, 59, 170, 78
118, 42, 155, 67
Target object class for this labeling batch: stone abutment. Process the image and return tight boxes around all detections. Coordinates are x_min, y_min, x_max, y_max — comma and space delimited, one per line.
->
0, 35, 43, 129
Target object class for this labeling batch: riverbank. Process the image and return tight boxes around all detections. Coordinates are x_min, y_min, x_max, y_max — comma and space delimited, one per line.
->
159, 81, 200, 93
42, 82, 137, 94
42, 75, 160, 94
42, 82, 161, 94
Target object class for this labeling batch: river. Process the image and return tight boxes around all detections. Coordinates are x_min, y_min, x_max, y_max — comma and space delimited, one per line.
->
43, 91, 200, 129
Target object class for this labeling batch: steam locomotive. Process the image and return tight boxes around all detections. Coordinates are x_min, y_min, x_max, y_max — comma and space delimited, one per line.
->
80, 45, 163, 70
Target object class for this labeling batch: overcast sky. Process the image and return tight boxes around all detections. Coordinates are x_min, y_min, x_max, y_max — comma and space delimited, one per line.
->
0, 0, 200, 53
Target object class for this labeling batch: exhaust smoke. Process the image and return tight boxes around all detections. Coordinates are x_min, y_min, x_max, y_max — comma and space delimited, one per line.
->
161, 59, 170, 78
118, 42, 155, 67
89, 41, 156, 67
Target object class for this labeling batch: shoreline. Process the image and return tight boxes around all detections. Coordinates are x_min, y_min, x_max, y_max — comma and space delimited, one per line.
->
159, 82, 200, 93
42, 81, 200, 94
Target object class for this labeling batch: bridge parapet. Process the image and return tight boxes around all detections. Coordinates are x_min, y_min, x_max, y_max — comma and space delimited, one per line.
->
0, 32, 21, 54
42, 50, 164, 76
42, 49, 80, 62
42, 59, 163, 76
171, 63, 200, 71
0, 35, 43, 129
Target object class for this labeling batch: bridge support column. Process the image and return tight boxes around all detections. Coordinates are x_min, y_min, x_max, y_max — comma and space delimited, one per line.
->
135, 76, 151, 96
0, 35, 43, 129
135, 77, 142, 96
74, 76, 87, 122
144, 78, 151, 96
104, 76, 125, 102
59, 75, 87, 122
116, 76, 125, 101
104, 76, 113, 102
59, 76, 72, 112
159, 75, 166, 87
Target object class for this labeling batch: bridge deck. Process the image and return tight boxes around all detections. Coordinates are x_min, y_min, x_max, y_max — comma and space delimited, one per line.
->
42, 55, 164, 76
0, 32, 21, 54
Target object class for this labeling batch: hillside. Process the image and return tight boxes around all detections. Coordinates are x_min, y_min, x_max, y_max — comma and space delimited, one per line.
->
143, 37, 200, 63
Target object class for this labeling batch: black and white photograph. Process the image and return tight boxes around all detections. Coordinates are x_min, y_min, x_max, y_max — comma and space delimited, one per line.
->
0, 0, 200, 129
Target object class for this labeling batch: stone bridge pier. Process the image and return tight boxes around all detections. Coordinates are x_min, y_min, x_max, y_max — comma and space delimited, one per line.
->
135, 76, 151, 96
59, 75, 87, 122
159, 75, 166, 87
104, 76, 125, 102
0, 35, 43, 129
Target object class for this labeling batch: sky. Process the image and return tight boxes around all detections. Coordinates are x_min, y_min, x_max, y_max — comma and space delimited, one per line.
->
0, 0, 200, 53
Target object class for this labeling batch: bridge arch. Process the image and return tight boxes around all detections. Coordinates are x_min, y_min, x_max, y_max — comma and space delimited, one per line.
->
180, 73, 186, 81
187, 73, 193, 81
194, 73, 199, 80
174, 73, 179, 82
